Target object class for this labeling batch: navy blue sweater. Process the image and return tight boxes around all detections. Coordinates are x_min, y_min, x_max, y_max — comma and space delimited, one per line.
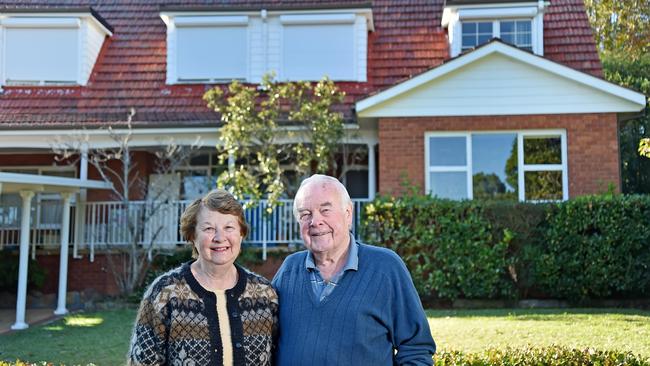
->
272, 242, 436, 365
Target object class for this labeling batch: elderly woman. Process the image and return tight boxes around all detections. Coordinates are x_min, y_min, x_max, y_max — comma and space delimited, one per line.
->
128, 189, 278, 366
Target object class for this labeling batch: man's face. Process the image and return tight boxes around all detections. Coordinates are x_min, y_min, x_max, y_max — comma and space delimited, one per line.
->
295, 181, 353, 255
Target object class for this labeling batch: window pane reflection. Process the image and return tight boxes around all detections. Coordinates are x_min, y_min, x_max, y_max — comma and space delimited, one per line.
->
524, 136, 562, 164
472, 134, 518, 200
525, 171, 562, 200
430, 172, 468, 200
429, 136, 467, 166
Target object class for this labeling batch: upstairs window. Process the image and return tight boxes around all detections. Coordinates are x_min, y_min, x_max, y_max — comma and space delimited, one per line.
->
500, 20, 532, 51
461, 20, 532, 52
280, 14, 357, 81
442, 2, 546, 57
174, 16, 249, 83
0, 9, 113, 86
161, 8, 373, 84
461, 21, 493, 51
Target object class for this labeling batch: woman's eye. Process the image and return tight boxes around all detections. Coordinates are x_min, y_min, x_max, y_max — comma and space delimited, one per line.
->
203, 227, 215, 233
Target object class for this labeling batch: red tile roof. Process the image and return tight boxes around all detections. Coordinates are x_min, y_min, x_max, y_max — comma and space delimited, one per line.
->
0, 0, 601, 128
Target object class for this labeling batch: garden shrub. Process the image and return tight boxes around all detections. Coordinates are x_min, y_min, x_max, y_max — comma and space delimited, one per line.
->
362, 191, 650, 301
363, 189, 514, 300
434, 346, 650, 366
530, 194, 650, 301
0, 251, 46, 292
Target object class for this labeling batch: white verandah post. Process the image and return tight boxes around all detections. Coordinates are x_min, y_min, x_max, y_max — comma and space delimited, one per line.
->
54, 192, 73, 315
12, 190, 35, 330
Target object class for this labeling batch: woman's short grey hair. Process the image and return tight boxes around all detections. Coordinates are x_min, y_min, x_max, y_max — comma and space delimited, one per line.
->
293, 174, 352, 220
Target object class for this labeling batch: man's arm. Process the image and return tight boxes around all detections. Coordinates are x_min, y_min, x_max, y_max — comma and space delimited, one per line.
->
387, 253, 436, 366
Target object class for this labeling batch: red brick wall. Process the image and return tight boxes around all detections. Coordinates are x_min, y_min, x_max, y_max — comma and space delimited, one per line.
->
378, 113, 620, 197
36, 253, 120, 296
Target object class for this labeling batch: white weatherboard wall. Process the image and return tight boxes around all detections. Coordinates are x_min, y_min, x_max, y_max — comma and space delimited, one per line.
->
360, 53, 643, 117
82, 19, 108, 84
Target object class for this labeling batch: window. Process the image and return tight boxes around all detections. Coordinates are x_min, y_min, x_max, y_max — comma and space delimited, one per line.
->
442, 3, 545, 57
0, 10, 112, 86
177, 152, 226, 199
425, 131, 567, 201
460, 19, 532, 52
161, 9, 372, 84
174, 16, 249, 82
281, 14, 357, 81
500, 20, 532, 51
461, 21, 493, 51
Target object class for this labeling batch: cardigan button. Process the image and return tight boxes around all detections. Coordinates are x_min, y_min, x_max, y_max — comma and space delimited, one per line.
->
235, 342, 242, 348
232, 312, 239, 318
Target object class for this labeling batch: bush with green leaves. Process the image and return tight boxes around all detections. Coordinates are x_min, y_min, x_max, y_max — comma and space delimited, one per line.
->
530, 194, 650, 300
362, 190, 650, 302
0, 251, 46, 292
434, 346, 650, 366
363, 189, 514, 300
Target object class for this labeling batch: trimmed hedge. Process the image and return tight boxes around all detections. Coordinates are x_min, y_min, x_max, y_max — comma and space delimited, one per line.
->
434, 346, 650, 366
362, 192, 650, 301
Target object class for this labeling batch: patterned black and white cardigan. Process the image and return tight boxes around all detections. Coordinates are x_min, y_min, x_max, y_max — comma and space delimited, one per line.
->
128, 262, 278, 366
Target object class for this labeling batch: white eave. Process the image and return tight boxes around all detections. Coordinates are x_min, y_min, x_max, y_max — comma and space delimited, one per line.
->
356, 41, 647, 118
0, 172, 112, 193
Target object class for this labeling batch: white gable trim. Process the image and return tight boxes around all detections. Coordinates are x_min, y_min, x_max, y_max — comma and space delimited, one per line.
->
356, 41, 646, 117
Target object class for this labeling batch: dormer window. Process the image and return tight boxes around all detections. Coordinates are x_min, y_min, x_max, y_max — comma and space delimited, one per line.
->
0, 8, 113, 87
461, 19, 532, 52
443, 1, 547, 57
161, 6, 373, 84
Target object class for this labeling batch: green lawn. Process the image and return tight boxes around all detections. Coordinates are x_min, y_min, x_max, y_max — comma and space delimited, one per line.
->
0, 309, 136, 366
428, 308, 650, 358
1, 308, 649, 365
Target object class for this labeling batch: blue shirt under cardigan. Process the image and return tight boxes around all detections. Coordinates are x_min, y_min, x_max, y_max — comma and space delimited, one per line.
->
272, 241, 436, 366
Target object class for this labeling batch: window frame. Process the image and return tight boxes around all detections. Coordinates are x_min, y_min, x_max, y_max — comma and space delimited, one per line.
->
424, 129, 568, 201
460, 18, 533, 52
442, 3, 546, 57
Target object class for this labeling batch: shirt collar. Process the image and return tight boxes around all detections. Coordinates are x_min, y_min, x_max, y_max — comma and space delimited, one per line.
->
305, 233, 359, 272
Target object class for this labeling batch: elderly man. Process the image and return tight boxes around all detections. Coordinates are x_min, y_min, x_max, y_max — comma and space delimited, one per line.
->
272, 174, 435, 365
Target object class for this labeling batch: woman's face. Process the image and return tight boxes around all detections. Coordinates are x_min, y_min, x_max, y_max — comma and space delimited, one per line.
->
194, 207, 243, 268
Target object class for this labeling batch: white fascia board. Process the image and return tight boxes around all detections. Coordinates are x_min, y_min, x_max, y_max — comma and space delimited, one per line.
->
458, 6, 537, 19
0, 17, 80, 28
0, 124, 365, 149
0, 172, 112, 191
173, 15, 249, 27
280, 13, 355, 25
85, 15, 112, 36
356, 42, 647, 115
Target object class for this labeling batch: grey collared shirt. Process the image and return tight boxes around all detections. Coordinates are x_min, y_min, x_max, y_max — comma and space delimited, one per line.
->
305, 234, 359, 302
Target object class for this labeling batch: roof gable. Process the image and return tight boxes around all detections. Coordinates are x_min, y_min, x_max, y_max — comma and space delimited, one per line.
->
356, 41, 646, 117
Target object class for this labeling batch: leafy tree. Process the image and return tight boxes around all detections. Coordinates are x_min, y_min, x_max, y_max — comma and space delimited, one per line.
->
603, 54, 650, 193
203, 74, 345, 208
583, 0, 650, 60
52, 109, 199, 295
473, 172, 507, 199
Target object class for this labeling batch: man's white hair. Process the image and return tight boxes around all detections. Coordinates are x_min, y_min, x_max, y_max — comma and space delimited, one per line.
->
293, 174, 352, 220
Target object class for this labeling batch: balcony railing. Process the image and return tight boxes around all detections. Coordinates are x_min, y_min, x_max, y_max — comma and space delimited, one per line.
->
0, 199, 371, 260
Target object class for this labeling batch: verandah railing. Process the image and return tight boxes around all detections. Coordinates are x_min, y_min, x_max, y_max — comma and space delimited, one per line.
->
0, 199, 370, 260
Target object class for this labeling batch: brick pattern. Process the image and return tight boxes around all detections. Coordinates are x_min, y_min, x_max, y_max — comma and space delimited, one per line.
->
0, 0, 601, 127
378, 113, 620, 197
37, 253, 121, 296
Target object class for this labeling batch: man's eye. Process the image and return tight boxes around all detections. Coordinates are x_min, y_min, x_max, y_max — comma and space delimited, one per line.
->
300, 213, 311, 220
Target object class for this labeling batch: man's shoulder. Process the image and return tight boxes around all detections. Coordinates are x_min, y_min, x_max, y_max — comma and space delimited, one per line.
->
358, 242, 403, 264
272, 249, 308, 283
